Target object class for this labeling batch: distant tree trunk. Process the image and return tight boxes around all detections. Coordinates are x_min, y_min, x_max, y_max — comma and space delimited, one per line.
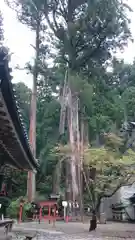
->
84, 119, 89, 145
27, 17, 40, 201
52, 160, 62, 194
52, 170, 57, 194
96, 133, 100, 147
65, 158, 72, 201
79, 119, 84, 222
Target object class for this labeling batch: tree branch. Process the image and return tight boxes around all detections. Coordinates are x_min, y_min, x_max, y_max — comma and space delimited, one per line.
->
67, 0, 73, 22
43, 8, 58, 37
103, 176, 133, 198
76, 18, 112, 68
76, 35, 107, 69
59, 0, 67, 22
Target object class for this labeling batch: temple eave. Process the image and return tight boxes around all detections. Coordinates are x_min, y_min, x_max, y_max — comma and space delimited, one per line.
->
0, 47, 37, 171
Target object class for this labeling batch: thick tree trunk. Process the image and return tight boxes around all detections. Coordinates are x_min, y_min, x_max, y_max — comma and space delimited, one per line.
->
68, 90, 79, 201
59, 69, 81, 204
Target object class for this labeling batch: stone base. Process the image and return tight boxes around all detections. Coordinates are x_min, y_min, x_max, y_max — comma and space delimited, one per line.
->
99, 213, 106, 224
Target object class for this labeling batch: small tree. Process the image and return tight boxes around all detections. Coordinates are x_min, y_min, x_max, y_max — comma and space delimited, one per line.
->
43, 0, 132, 72
85, 149, 134, 209
83, 134, 135, 230
54, 134, 135, 230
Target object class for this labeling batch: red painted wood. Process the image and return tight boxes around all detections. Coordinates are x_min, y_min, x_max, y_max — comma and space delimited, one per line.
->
19, 204, 23, 223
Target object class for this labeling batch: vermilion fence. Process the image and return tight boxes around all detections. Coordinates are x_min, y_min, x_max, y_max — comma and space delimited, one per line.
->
18, 201, 71, 223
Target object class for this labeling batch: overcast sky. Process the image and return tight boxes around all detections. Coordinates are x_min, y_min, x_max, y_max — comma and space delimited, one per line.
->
1, 0, 135, 88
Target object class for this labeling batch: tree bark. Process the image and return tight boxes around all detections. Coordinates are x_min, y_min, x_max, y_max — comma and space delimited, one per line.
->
79, 119, 84, 222
52, 170, 58, 194
96, 197, 102, 221
59, 69, 68, 135
27, 17, 40, 202
52, 160, 62, 194
65, 158, 72, 201
68, 89, 79, 201
89, 210, 97, 231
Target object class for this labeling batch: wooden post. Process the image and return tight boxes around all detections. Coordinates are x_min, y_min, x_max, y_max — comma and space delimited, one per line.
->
53, 205, 56, 227
48, 205, 51, 224
19, 204, 23, 224
39, 206, 42, 223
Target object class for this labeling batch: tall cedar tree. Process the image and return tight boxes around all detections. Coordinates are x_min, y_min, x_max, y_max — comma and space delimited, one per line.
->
43, 0, 132, 72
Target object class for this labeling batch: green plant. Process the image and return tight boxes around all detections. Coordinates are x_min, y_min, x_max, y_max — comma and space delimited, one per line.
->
7, 199, 20, 219
7, 197, 32, 220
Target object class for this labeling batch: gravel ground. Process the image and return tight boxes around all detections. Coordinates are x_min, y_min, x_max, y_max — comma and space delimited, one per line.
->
13, 221, 135, 240
12, 230, 135, 240
38, 232, 135, 240
12, 232, 118, 240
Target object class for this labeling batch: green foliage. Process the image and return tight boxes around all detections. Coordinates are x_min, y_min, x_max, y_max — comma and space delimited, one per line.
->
6, 0, 45, 30
11, 171, 27, 198
83, 142, 135, 210
122, 87, 135, 121
7, 198, 32, 220
13, 83, 31, 132
36, 90, 60, 173
0, 196, 11, 207
104, 133, 123, 152
44, 0, 131, 70
55, 133, 135, 211
7, 199, 19, 219
69, 73, 93, 110
6, 0, 135, 210
0, 11, 4, 44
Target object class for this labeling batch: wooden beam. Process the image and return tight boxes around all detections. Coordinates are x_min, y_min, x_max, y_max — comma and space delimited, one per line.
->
0, 140, 22, 168
0, 93, 34, 170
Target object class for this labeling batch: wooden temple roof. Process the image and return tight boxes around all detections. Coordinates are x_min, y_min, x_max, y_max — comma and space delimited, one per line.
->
0, 47, 37, 170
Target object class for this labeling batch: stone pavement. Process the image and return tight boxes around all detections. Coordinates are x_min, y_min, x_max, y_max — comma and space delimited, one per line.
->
13, 221, 135, 239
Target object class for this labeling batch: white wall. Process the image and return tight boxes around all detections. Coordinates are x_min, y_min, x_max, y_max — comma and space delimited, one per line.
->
120, 184, 135, 220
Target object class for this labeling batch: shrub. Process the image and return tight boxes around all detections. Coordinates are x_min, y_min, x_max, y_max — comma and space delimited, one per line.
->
7, 199, 20, 219
7, 197, 32, 221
